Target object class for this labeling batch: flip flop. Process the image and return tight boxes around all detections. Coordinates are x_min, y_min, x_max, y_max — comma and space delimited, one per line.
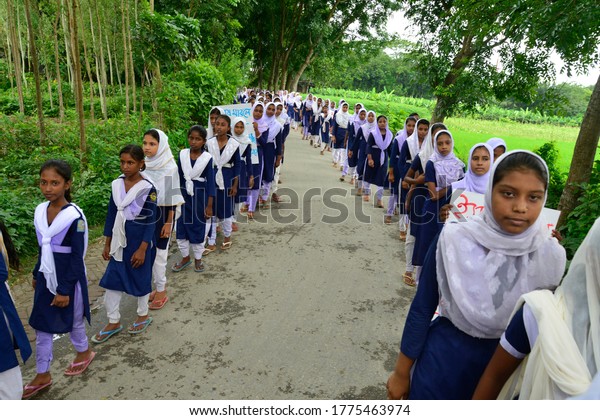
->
194, 260, 206, 273
403, 273, 417, 287
22, 380, 52, 400
149, 295, 169, 310
91, 325, 123, 344
171, 259, 191, 272
64, 351, 96, 376
221, 240, 232, 250
128, 317, 153, 334
202, 246, 216, 256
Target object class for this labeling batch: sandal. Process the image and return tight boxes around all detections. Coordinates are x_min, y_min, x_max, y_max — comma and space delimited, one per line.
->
403, 272, 416, 287
194, 259, 206, 272
202, 245, 216, 256
128, 317, 153, 334
171, 259, 191, 272
91, 325, 123, 344
22, 381, 52, 399
399, 231, 407, 242
149, 295, 169, 310
221, 239, 232, 250
247, 211, 254, 220
64, 351, 96, 376
384, 216, 392, 225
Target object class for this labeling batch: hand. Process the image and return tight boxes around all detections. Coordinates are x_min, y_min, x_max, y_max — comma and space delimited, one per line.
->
331, 136, 336, 142
348, 151, 353, 158
552, 229, 563, 242
387, 371, 410, 400
368, 158, 375, 168
51, 294, 70, 308
160, 222, 173, 239
401, 181, 409, 189
249, 176, 255, 189
275, 157, 282, 168
204, 206, 213, 219
389, 174, 395, 183
32, 277, 37, 290
131, 248, 146, 268
228, 186, 238, 197
440, 204, 453, 223
102, 243, 111, 261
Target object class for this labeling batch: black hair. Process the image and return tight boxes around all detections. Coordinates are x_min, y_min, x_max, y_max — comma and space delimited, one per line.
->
188, 125, 207, 140
430, 122, 447, 134
493, 152, 548, 190
119, 144, 146, 171
417, 119, 430, 127
143, 129, 160, 142
40, 159, 73, 202
377, 115, 388, 122
209, 107, 222, 116
0, 219, 20, 270
409, 112, 420, 118
406, 116, 418, 124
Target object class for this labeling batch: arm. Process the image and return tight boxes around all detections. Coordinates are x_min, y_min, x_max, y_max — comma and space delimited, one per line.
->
472, 346, 522, 399
102, 192, 117, 260
229, 149, 241, 197
403, 157, 422, 185
205, 158, 215, 218
425, 161, 447, 201
366, 134, 375, 167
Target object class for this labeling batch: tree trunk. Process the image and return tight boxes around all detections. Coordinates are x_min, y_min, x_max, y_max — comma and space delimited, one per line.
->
24, 0, 46, 144
121, 0, 130, 120
90, 3, 107, 120
6, 32, 15, 92
53, 1, 65, 121
61, 1, 73, 91
16, 6, 28, 88
7, 0, 25, 114
126, 0, 136, 113
289, 45, 315, 92
557, 74, 600, 228
78, 2, 95, 121
68, 0, 87, 164
106, 33, 115, 91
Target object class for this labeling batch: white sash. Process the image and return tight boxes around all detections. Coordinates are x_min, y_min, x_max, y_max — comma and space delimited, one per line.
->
34, 202, 84, 295
109, 178, 153, 262
180, 149, 212, 196
207, 137, 239, 190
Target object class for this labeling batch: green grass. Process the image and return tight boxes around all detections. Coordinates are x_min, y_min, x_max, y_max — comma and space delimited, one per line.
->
312, 91, 598, 174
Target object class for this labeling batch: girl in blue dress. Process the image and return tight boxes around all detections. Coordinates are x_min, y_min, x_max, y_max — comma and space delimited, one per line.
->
94, 145, 158, 343
232, 117, 255, 223
354, 110, 376, 197
387, 150, 566, 400
364, 115, 393, 208
331, 102, 350, 169
172, 125, 215, 273
247, 102, 270, 219
318, 105, 332, 155
344, 108, 366, 184
25, 160, 94, 398
387, 117, 417, 226
301, 94, 314, 140
206, 115, 241, 251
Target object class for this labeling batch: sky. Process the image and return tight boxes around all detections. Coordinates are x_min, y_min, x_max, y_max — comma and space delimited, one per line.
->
386, 11, 599, 87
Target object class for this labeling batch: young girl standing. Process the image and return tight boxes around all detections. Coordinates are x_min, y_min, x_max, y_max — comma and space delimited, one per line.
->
354, 110, 377, 196
331, 102, 350, 168
206, 115, 241, 250
344, 108, 366, 184
387, 150, 566, 400
318, 105, 332, 155
487, 137, 507, 161
142, 129, 184, 310
364, 116, 393, 208
387, 117, 416, 226
172, 126, 215, 273
301, 94, 314, 140
24, 160, 94, 399
93, 145, 158, 343
1, 221, 32, 400
232, 117, 255, 221
247, 103, 270, 219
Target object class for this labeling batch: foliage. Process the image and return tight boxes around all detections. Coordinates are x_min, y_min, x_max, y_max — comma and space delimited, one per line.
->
155, 75, 196, 130
532, 142, 566, 209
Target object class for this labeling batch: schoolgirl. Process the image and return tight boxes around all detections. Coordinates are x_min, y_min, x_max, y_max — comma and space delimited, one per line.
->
344, 108, 367, 184
172, 125, 215, 273
25, 160, 93, 398
474, 217, 600, 400
286, 93, 296, 123
317, 105, 332, 155
331, 102, 350, 168
231, 117, 255, 219
387, 150, 566, 400
293, 94, 302, 130
411, 130, 465, 269
363, 115, 393, 208
310, 98, 323, 146
487, 137, 507, 161
247, 102, 270, 219
0, 221, 31, 400
206, 106, 224, 139
354, 110, 377, 196
94, 145, 158, 343
142, 129, 184, 310
451, 142, 494, 194
273, 104, 290, 201
258, 103, 283, 207
206, 115, 241, 251
386, 117, 417, 225
301, 94, 314, 140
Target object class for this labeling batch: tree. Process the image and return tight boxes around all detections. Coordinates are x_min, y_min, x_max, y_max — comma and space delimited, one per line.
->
6, 0, 25, 114
24, 0, 46, 143
67, 0, 86, 163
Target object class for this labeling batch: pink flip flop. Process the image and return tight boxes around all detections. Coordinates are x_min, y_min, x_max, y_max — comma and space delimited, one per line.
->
64, 351, 96, 376
22, 381, 53, 399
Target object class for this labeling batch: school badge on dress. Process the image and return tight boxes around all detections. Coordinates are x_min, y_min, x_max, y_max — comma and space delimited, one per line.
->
77, 219, 86, 232
150, 192, 157, 202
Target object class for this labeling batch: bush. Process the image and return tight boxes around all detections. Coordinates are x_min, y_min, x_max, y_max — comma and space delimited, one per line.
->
533, 142, 566, 209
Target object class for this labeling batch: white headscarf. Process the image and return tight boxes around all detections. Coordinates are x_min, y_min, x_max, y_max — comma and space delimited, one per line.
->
262, 102, 281, 143
360, 111, 377, 139
405, 119, 427, 161
370, 117, 393, 166
253, 102, 269, 135
436, 150, 566, 339
487, 137, 507, 153
231, 116, 252, 158
143, 129, 184, 207
452, 143, 494, 194
206, 135, 240, 190
428, 130, 465, 190
418, 124, 439, 171
353, 109, 367, 134
335, 104, 350, 129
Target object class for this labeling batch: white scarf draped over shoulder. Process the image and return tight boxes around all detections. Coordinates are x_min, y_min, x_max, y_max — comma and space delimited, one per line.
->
109, 177, 153, 262
143, 128, 184, 207
452, 142, 494, 194
436, 150, 566, 339
428, 130, 465, 190
370, 121, 393, 166
179, 149, 212, 196
406, 118, 426, 161
34, 202, 88, 295
206, 136, 240, 190
231, 116, 253, 157
335, 108, 350, 129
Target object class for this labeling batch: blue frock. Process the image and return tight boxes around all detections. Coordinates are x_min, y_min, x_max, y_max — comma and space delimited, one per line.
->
331, 116, 348, 150
401, 235, 499, 399
100, 183, 158, 297
176, 152, 215, 243
354, 128, 369, 180
397, 142, 413, 215
407, 156, 429, 237
347, 124, 358, 168
389, 138, 402, 195
319, 115, 330, 145
213, 142, 241, 220
235, 145, 253, 204
363, 133, 390, 187
30, 205, 91, 333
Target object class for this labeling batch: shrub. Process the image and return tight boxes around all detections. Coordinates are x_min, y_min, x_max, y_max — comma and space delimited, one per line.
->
533, 142, 566, 209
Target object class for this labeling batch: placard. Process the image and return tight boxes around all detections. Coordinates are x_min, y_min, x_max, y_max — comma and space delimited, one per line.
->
210, 103, 259, 164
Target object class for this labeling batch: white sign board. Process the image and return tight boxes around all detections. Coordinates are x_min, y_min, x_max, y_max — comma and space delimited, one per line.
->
211, 103, 259, 164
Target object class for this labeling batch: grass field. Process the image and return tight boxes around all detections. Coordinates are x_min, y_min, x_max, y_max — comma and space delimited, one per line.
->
312, 90, 598, 174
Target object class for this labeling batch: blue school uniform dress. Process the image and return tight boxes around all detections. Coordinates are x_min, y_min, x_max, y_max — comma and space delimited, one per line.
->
412, 161, 456, 266
1, 256, 32, 373
401, 235, 499, 399
331, 116, 348, 150
302, 103, 313, 128
29, 204, 91, 333
310, 110, 320, 136
211, 140, 241, 220
319, 114, 331, 144
354, 128, 369, 180
261, 128, 282, 184
176, 151, 215, 244
363, 133, 390, 187
250, 128, 269, 192
397, 142, 413, 214
235, 144, 253, 204
100, 180, 158, 297
407, 156, 429, 237
388, 138, 402, 195
346, 123, 358, 168
286, 101, 295, 119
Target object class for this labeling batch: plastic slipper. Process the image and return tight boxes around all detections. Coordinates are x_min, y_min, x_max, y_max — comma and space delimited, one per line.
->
384, 216, 392, 225
221, 240, 232, 250
149, 295, 169, 310
91, 325, 123, 344
128, 317, 153, 334
194, 261, 206, 273
64, 351, 96, 376
203, 246, 216, 256
148, 290, 157, 303
171, 259, 191, 272
403, 273, 416, 287
22, 380, 52, 400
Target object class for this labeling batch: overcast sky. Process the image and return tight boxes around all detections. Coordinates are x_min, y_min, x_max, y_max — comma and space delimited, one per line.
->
386, 11, 599, 87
